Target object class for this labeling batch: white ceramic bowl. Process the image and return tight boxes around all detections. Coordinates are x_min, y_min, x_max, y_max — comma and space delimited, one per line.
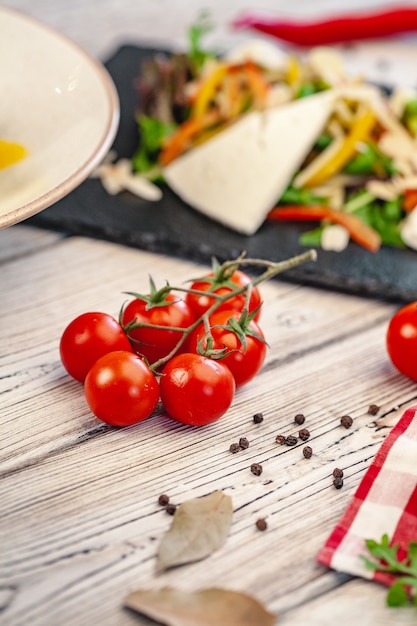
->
0, 7, 119, 228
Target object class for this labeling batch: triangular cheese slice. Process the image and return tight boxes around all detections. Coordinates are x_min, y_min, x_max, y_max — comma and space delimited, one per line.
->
163, 90, 336, 235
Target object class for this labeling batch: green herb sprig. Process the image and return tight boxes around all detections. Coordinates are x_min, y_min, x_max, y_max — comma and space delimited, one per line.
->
362, 534, 417, 607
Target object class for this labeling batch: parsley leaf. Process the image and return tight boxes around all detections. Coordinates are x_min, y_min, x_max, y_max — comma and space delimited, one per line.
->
362, 534, 417, 607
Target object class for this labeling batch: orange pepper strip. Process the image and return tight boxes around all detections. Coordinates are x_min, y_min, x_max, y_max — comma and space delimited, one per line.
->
243, 61, 270, 106
403, 189, 417, 213
159, 110, 222, 166
267, 204, 381, 252
325, 208, 381, 252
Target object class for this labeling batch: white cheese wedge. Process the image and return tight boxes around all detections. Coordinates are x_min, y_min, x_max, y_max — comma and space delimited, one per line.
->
163, 90, 336, 235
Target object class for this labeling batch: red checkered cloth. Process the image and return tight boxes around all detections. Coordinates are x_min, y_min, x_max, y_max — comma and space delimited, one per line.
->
318, 405, 417, 586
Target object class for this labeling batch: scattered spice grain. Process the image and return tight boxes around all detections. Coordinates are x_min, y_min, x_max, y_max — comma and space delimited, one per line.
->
333, 477, 344, 489
229, 442, 240, 454
165, 503, 177, 515
239, 437, 250, 450
294, 413, 305, 425
340, 415, 353, 429
275, 434, 286, 445
256, 518, 267, 531
303, 445, 313, 459
158, 494, 170, 506
333, 468, 344, 478
285, 435, 298, 446
298, 428, 310, 441
253, 412, 264, 424
250, 463, 263, 476
368, 404, 380, 416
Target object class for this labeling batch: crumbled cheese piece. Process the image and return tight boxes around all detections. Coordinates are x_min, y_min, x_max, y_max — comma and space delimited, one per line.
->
225, 39, 288, 70
389, 87, 417, 118
308, 48, 345, 87
92, 158, 162, 201
266, 84, 293, 108
400, 209, 417, 250
321, 224, 350, 251
366, 179, 398, 201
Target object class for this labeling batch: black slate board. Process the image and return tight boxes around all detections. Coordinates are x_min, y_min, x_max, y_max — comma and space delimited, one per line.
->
28, 45, 417, 303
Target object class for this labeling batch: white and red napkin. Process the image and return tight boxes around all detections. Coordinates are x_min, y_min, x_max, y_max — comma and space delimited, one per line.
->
318, 405, 417, 587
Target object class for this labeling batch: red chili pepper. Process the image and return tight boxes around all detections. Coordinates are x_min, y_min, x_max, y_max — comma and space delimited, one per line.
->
233, 6, 417, 47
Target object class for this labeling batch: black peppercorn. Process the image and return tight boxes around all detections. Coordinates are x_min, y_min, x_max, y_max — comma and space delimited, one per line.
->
275, 434, 286, 445
303, 445, 313, 459
285, 435, 298, 446
253, 412, 264, 424
333, 477, 344, 489
229, 443, 240, 454
294, 413, 305, 425
250, 463, 263, 476
256, 518, 267, 531
158, 494, 170, 506
299, 428, 310, 441
239, 437, 249, 450
368, 404, 380, 416
333, 468, 344, 478
340, 415, 353, 429
165, 503, 177, 515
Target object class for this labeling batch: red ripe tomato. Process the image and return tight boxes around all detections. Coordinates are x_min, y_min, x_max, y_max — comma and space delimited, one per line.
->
187, 310, 267, 387
60, 312, 132, 382
186, 269, 262, 321
121, 294, 195, 365
386, 302, 417, 381
159, 353, 235, 426
84, 351, 159, 427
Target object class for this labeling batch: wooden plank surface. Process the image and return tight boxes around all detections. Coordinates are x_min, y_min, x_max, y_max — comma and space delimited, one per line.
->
2, 0, 417, 623
1, 225, 417, 625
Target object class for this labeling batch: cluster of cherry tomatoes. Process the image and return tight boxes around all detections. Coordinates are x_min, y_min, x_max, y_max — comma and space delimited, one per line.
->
59, 266, 267, 428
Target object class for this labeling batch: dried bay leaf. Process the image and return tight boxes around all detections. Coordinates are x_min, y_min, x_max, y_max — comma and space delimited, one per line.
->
157, 490, 233, 572
125, 587, 276, 626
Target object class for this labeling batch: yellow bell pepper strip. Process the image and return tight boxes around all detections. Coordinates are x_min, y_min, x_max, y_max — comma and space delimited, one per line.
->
0, 139, 27, 169
191, 64, 228, 118
159, 109, 222, 166
267, 204, 381, 252
303, 108, 376, 188
286, 56, 301, 87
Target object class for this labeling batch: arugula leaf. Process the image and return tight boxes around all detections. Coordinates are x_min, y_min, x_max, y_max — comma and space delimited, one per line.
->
353, 199, 405, 248
344, 142, 397, 176
299, 226, 324, 247
279, 185, 326, 206
362, 534, 417, 607
132, 115, 176, 180
187, 11, 215, 72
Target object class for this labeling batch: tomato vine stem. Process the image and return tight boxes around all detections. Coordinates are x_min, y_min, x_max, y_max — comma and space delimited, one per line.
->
123, 249, 317, 372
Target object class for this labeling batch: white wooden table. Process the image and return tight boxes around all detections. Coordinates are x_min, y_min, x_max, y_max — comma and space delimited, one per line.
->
2, 2, 417, 625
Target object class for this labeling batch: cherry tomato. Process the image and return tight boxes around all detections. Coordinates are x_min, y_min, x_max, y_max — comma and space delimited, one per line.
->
187, 310, 267, 387
186, 269, 262, 321
60, 312, 132, 382
386, 302, 417, 381
121, 294, 195, 365
84, 351, 159, 427
159, 353, 235, 426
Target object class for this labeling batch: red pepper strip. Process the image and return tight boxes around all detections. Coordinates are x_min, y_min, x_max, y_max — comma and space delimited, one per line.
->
232, 7, 417, 47
267, 205, 381, 252
267, 205, 329, 221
